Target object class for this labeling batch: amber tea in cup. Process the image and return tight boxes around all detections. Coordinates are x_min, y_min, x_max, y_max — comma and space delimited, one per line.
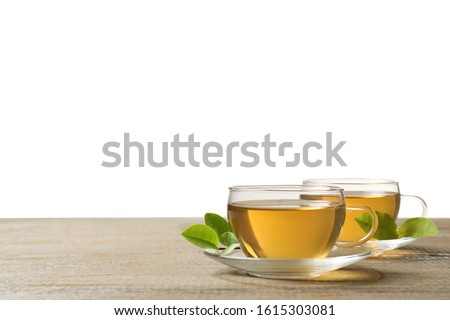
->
227, 185, 378, 259
303, 179, 427, 241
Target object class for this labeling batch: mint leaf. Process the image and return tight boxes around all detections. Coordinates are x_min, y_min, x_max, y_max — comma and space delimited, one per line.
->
181, 224, 219, 249
355, 211, 398, 240
398, 218, 439, 238
204, 212, 232, 242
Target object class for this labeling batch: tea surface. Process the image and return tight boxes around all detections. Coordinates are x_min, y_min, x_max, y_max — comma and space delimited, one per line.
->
228, 199, 346, 258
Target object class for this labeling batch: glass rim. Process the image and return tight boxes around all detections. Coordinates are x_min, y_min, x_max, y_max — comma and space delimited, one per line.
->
229, 184, 343, 193
303, 178, 398, 186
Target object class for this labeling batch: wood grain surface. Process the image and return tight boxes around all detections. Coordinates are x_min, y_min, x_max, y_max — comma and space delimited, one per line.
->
0, 218, 449, 299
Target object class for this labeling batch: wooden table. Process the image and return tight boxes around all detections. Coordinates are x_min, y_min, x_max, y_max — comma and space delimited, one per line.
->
0, 218, 449, 299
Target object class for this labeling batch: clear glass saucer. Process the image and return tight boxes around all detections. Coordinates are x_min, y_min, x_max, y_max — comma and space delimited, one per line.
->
203, 246, 371, 279
362, 237, 417, 256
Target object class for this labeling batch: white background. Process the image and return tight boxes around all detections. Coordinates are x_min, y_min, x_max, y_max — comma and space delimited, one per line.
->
1, 1, 449, 218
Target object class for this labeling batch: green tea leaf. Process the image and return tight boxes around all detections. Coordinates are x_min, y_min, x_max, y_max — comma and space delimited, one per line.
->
220, 231, 240, 247
204, 212, 232, 242
398, 218, 439, 238
220, 243, 240, 256
181, 224, 219, 249
354, 212, 373, 234
219, 231, 240, 256
182, 214, 240, 254
373, 212, 399, 240
355, 211, 398, 240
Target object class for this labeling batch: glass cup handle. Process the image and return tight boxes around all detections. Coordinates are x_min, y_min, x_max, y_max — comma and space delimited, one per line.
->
336, 205, 379, 247
400, 195, 428, 217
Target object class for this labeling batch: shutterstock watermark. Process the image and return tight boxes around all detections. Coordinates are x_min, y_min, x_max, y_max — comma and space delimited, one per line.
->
101, 132, 347, 168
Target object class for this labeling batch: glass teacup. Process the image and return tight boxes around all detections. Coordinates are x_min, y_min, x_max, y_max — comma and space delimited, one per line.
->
303, 178, 427, 241
227, 185, 378, 258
